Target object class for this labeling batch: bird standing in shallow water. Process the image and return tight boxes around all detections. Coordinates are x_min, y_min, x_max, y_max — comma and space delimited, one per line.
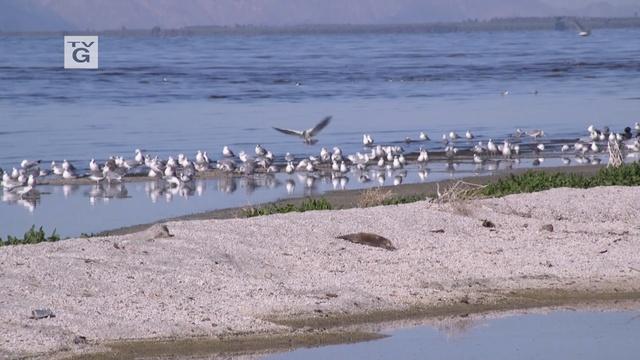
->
527, 129, 545, 139
9, 174, 36, 198
465, 130, 474, 139
285, 162, 295, 174
487, 139, 497, 155
502, 140, 512, 158
89, 171, 105, 184
362, 134, 374, 146
222, 146, 235, 158
51, 161, 63, 175
417, 148, 429, 163
255, 144, 267, 157
62, 167, 77, 179
89, 159, 100, 172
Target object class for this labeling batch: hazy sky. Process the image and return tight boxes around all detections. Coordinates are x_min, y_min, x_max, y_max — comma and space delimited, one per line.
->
1, 0, 638, 31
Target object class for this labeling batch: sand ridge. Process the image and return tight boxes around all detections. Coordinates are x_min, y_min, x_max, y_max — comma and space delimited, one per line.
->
1, 186, 639, 358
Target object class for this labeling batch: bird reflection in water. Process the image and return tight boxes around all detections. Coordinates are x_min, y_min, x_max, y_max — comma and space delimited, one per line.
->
217, 176, 237, 194
285, 179, 295, 194
62, 184, 80, 198
2, 190, 40, 212
145, 178, 197, 203
85, 183, 129, 205
417, 167, 429, 182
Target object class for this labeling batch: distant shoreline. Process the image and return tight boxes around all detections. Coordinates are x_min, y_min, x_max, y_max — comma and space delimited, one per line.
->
3, 16, 640, 37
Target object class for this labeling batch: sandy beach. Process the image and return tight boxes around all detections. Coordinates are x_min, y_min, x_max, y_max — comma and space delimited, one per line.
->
1, 185, 640, 359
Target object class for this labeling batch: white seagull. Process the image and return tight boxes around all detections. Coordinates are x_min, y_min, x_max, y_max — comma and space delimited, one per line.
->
502, 140, 512, 158
572, 18, 591, 37
527, 129, 545, 139
51, 161, 64, 175
417, 148, 429, 163
363, 134, 374, 146
465, 130, 474, 140
487, 139, 498, 155
89, 159, 100, 172
255, 144, 267, 157
273, 116, 332, 144
222, 146, 235, 158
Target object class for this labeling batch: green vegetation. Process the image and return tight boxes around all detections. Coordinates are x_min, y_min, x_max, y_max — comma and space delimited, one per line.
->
243, 198, 333, 217
0, 226, 60, 247
481, 163, 640, 197
381, 194, 425, 206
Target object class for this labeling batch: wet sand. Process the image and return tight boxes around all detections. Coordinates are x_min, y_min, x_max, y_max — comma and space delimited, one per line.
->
1, 181, 640, 359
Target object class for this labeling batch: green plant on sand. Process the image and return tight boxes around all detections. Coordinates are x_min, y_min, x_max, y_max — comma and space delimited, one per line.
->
243, 198, 333, 217
0, 226, 61, 247
480, 162, 640, 197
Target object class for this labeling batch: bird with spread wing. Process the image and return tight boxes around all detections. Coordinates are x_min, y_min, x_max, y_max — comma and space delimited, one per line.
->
273, 116, 332, 144
572, 18, 591, 37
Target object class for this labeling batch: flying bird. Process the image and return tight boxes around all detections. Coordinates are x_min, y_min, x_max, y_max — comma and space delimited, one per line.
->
273, 116, 331, 144
572, 19, 591, 37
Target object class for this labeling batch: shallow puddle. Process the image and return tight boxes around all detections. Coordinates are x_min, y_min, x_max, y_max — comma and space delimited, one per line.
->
266, 310, 640, 360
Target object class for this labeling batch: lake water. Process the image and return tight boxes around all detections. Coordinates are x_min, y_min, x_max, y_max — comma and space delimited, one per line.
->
266, 310, 640, 360
1, 28, 640, 237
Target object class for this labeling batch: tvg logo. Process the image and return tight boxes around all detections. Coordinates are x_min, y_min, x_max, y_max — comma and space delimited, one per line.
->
64, 36, 99, 69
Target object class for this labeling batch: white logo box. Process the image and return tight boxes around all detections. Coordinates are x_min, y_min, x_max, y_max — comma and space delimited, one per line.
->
64, 36, 99, 69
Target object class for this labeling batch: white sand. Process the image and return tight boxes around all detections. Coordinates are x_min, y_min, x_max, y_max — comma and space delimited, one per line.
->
1, 186, 640, 358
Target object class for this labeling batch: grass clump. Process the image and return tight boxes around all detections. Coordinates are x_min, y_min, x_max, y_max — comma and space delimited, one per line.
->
0, 225, 60, 247
381, 194, 425, 206
357, 188, 425, 208
243, 198, 332, 217
481, 162, 640, 197
357, 188, 393, 207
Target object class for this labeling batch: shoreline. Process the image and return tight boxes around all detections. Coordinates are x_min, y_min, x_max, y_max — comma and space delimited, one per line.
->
96, 163, 604, 237
1, 183, 639, 358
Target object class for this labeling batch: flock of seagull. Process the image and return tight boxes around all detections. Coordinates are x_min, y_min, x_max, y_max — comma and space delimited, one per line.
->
2, 117, 640, 203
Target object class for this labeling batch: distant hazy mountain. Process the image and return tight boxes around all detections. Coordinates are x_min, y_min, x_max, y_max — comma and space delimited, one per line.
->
0, 0, 70, 31
1, 0, 638, 32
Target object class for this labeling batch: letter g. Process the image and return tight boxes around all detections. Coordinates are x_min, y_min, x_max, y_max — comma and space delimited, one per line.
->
72, 48, 90, 63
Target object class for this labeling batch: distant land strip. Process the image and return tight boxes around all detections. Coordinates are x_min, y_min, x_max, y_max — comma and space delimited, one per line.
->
3, 16, 640, 36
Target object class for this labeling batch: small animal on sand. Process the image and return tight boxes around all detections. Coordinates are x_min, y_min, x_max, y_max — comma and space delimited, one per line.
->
337, 232, 396, 251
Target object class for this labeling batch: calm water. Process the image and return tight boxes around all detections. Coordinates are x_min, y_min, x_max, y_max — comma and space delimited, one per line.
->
266, 310, 640, 360
1, 28, 639, 237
